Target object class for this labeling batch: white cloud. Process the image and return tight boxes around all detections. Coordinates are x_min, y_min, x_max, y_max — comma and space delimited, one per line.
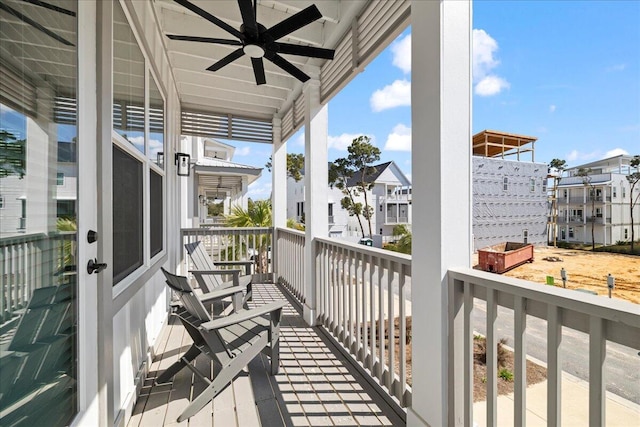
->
384, 124, 411, 152
604, 148, 629, 158
235, 146, 251, 156
370, 79, 411, 112
606, 63, 626, 72
567, 149, 599, 162
549, 105, 557, 113
293, 132, 305, 147
246, 180, 272, 200
391, 34, 411, 73
473, 29, 509, 96
327, 133, 374, 150
474, 75, 510, 96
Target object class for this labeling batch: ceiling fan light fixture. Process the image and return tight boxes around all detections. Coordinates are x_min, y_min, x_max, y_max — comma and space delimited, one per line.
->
243, 44, 265, 58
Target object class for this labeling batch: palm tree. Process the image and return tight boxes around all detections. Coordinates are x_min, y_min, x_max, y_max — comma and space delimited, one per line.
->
225, 200, 272, 273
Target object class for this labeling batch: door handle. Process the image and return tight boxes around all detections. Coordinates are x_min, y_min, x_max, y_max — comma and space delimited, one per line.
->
87, 258, 108, 274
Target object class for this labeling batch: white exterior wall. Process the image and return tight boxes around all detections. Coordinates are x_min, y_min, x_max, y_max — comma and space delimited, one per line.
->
473, 156, 548, 250
557, 174, 640, 245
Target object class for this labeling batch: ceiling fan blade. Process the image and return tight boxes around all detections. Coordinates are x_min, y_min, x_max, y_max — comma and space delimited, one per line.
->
275, 42, 335, 59
167, 35, 242, 46
237, 0, 258, 39
19, 0, 76, 17
265, 53, 309, 83
265, 4, 322, 41
206, 48, 245, 72
173, 0, 243, 40
251, 58, 266, 85
0, 2, 74, 46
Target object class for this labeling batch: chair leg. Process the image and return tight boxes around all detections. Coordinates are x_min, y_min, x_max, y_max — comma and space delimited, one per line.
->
156, 344, 200, 384
176, 336, 266, 422
269, 308, 283, 375
245, 283, 253, 302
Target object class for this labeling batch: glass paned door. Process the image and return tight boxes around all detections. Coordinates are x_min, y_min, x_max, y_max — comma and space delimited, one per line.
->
0, 1, 78, 425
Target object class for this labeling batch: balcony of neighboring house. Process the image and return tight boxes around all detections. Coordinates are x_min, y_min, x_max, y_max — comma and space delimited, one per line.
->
586, 216, 612, 225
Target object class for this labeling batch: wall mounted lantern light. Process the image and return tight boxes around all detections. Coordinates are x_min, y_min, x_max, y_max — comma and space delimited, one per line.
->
175, 153, 191, 176
157, 151, 164, 169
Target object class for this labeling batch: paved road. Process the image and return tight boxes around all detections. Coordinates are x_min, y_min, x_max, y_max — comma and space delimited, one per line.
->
473, 303, 640, 404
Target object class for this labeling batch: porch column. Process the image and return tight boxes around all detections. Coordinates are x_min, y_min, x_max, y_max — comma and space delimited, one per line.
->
240, 175, 249, 210
303, 71, 328, 325
408, 1, 472, 427
271, 117, 287, 228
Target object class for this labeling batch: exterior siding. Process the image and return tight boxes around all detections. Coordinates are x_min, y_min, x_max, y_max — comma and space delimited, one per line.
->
472, 156, 548, 250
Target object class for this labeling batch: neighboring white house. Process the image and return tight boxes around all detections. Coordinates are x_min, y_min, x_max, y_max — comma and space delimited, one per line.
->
181, 137, 263, 226
287, 161, 411, 245
555, 154, 640, 245
471, 130, 549, 250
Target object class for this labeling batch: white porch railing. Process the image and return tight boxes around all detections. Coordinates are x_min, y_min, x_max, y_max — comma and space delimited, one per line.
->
314, 236, 412, 408
274, 227, 306, 302
448, 267, 640, 426
0, 232, 76, 323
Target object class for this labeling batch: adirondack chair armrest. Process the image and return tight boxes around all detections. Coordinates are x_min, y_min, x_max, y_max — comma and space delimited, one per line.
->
199, 285, 246, 304
200, 300, 287, 331
191, 269, 241, 288
213, 260, 253, 275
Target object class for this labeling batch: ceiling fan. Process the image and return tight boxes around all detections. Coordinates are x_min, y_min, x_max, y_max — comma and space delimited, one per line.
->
166, 0, 335, 85
0, 0, 75, 46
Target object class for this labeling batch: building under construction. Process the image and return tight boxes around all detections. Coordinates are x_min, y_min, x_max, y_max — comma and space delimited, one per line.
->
472, 130, 548, 250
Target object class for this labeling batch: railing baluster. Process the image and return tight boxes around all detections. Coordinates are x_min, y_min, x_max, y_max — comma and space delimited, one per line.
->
514, 296, 527, 427
397, 264, 407, 406
387, 261, 396, 392
378, 257, 385, 382
370, 257, 377, 373
589, 316, 605, 427
355, 251, 362, 359
486, 288, 497, 427
464, 281, 474, 427
363, 254, 370, 368
547, 305, 562, 427
347, 249, 354, 351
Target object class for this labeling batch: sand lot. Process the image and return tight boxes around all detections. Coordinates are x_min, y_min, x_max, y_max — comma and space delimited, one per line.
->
487, 246, 640, 305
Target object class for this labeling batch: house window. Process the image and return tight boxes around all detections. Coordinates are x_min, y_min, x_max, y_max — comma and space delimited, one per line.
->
57, 172, 64, 185
569, 227, 574, 238
503, 177, 509, 191
596, 207, 602, 218
529, 178, 535, 192
624, 228, 628, 239
563, 189, 568, 198
542, 179, 547, 193
523, 229, 528, 244
613, 187, 617, 198
622, 187, 626, 198
113, 146, 143, 284
150, 170, 163, 257
0, 196, 3, 209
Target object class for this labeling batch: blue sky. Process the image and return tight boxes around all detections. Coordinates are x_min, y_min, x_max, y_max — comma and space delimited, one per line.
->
226, 1, 640, 200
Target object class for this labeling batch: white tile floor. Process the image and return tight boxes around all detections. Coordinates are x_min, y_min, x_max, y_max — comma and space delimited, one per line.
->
128, 283, 404, 427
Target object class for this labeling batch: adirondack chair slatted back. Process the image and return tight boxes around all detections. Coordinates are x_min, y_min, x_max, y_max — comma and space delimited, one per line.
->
161, 268, 235, 361
1, 284, 74, 405
185, 241, 224, 291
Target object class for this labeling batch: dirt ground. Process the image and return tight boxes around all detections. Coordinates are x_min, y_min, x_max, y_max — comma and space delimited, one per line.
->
478, 246, 640, 305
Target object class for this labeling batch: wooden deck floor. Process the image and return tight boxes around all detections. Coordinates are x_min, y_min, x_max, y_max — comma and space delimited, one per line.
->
128, 283, 404, 427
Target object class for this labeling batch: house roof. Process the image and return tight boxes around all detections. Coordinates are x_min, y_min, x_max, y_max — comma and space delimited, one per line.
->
345, 161, 411, 187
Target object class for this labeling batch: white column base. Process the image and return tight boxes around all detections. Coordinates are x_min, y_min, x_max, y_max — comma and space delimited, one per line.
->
407, 408, 431, 427
302, 304, 318, 326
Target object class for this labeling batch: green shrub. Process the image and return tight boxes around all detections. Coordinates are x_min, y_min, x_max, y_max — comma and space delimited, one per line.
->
498, 368, 514, 382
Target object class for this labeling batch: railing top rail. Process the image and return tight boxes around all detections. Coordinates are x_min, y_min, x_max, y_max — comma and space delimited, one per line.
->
315, 235, 412, 266
448, 267, 640, 327
275, 227, 305, 238
182, 227, 273, 233
0, 231, 75, 245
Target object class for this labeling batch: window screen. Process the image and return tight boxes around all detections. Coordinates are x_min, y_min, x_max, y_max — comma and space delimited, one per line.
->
150, 169, 163, 257
113, 145, 143, 284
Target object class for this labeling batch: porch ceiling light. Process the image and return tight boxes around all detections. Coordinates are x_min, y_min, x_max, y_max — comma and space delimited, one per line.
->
243, 44, 265, 58
175, 152, 191, 177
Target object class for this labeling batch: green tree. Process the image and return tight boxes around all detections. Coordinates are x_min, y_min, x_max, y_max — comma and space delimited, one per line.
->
286, 217, 305, 231
577, 167, 596, 250
329, 136, 380, 238
0, 130, 26, 178
207, 201, 225, 217
626, 155, 640, 253
225, 199, 272, 273
548, 159, 567, 247
265, 153, 305, 182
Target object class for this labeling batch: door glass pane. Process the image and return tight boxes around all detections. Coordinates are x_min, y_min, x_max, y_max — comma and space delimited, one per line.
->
0, 0, 78, 425
113, 1, 145, 153
149, 169, 163, 257
149, 74, 164, 168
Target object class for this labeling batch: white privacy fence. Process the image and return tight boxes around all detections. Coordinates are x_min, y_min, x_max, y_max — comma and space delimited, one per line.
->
448, 267, 640, 427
